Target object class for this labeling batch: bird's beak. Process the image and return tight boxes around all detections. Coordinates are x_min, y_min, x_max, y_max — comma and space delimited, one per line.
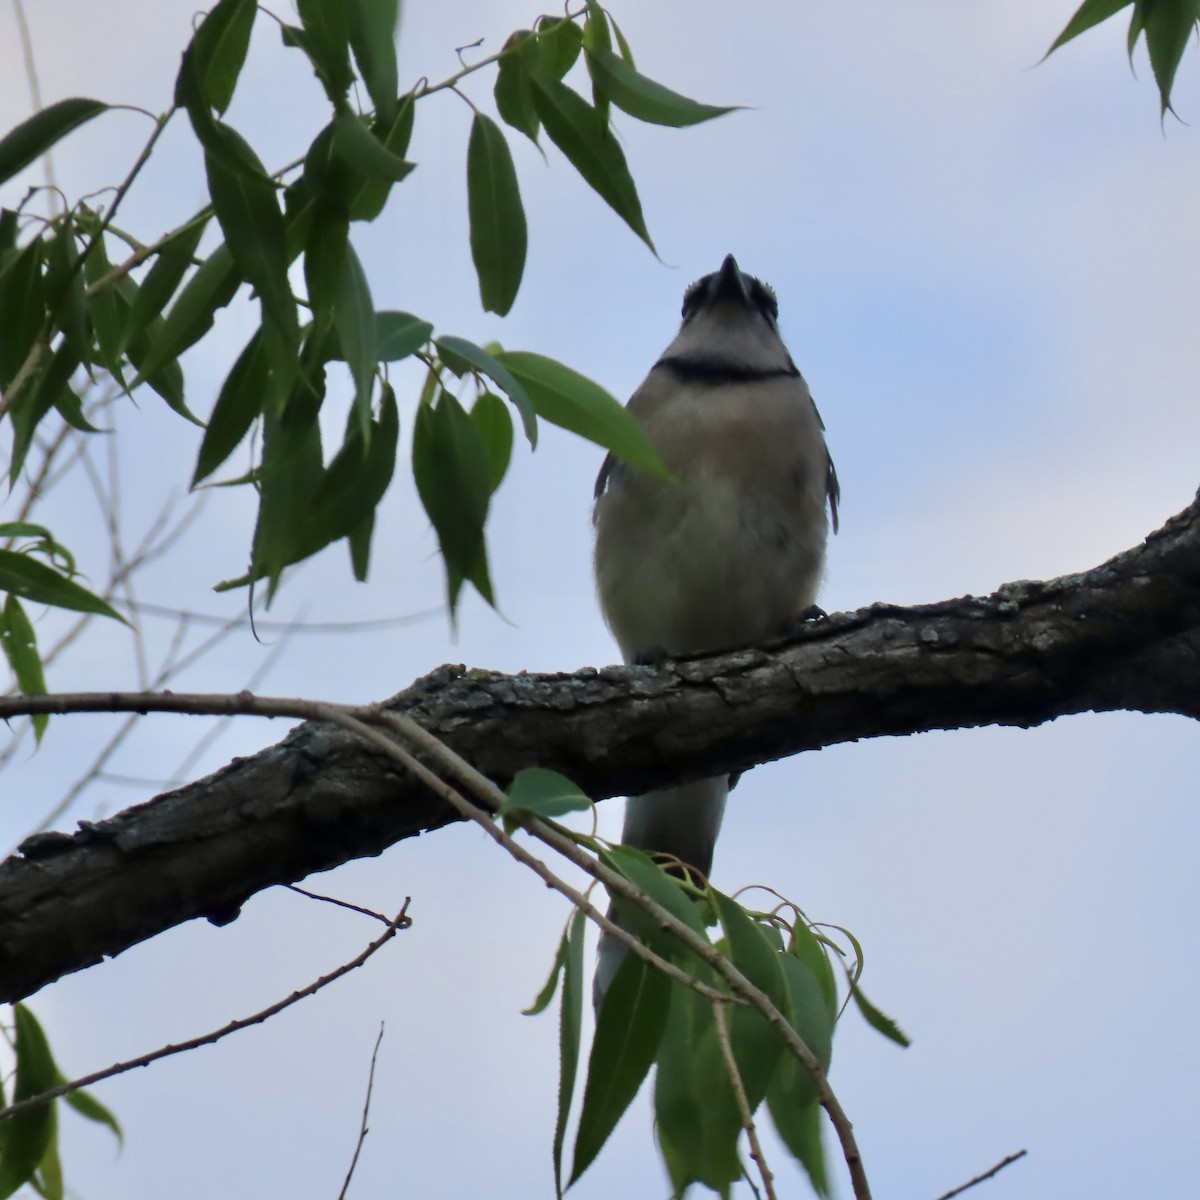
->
713, 253, 748, 303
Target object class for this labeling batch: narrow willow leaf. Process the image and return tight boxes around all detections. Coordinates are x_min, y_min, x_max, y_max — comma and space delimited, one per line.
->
347, 510, 374, 581
0, 596, 47, 742
583, 1, 613, 119
585, 47, 739, 128
552, 907, 586, 1197
375, 310, 431, 361
112, 277, 200, 424
193, 331, 267, 484
303, 199, 349, 350
609, 12, 636, 64
1143, 0, 1200, 113
172, 0, 256, 116
333, 242, 375, 442
570, 952, 671, 1185
494, 31, 541, 144
43, 218, 87, 358
122, 219, 207, 352
435, 335, 537, 445
0, 551, 124, 622
766, 1083, 828, 1196
347, 0, 400, 122
789, 918, 839, 1019
530, 75, 654, 250
500, 767, 590, 827
32, 1104, 63, 1200
204, 125, 298, 352
347, 93, 417, 222
524, 913, 574, 1017
0, 1005, 61, 1199
296, 0, 353, 99
470, 390, 513, 494
62, 1087, 122, 1145
493, 350, 666, 477
654, 985, 743, 1197
411, 393, 492, 611
1044, 0, 1135, 56
0, 239, 45, 387
133, 243, 239, 384
848, 977, 910, 1047
536, 16, 584, 80
467, 113, 527, 316
332, 111, 415, 182
0, 99, 108, 188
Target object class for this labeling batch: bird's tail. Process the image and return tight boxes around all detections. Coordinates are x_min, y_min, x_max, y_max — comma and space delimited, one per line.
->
593, 775, 728, 1007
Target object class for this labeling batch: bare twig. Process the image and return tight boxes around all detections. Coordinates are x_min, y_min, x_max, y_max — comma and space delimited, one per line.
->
933, 1150, 1028, 1200
286, 886, 394, 928
336, 1024, 386, 1200
0, 901, 412, 1125
713, 999, 777, 1200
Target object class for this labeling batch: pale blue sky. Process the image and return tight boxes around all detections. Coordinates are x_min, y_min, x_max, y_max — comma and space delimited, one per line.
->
2, 3, 1198, 1198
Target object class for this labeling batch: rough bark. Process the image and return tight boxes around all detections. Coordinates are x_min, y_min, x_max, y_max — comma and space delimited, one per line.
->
1, 491, 1197, 1004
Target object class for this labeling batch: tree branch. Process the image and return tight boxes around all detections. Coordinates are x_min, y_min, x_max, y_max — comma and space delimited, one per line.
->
0, 492, 1197, 1004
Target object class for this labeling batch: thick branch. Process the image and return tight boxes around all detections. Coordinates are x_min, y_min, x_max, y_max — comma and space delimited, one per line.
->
0, 491, 1197, 1003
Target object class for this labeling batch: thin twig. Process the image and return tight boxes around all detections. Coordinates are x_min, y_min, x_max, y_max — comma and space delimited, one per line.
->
286, 885, 394, 928
336, 1024, 386, 1200
933, 1150, 1028, 1200
0, 901, 412, 1124
713, 999, 777, 1200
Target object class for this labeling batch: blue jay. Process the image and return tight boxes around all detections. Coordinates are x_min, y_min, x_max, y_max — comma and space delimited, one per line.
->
592, 254, 838, 1001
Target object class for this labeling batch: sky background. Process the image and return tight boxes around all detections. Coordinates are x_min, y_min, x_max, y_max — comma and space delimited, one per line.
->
2, 2, 1199, 1198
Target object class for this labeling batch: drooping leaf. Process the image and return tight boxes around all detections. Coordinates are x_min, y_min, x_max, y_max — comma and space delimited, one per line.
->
766, 1082, 828, 1196
435, 335, 537, 445
535, 16, 584, 80
0, 1006, 61, 1199
494, 31, 542, 144
0, 551, 124, 622
788, 917, 839, 1020
493, 350, 666, 477
500, 767, 590, 828
31, 1102, 63, 1200
172, 0, 256, 116
347, 0, 400, 122
553, 908, 586, 1197
1044, 0, 1134, 56
0, 239, 45, 388
332, 111, 415, 182
333, 242, 375, 442
112, 277, 200, 423
524, 911, 575, 1017
62, 1087, 122, 1146
467, 113, 527, 316
586, 47, 738, 127
470, 390, 513, 494
1142, 0, 1200, 114
529, 74, 654, 250
570, 951, 671, 1185
848, 976, 910, 1048
80, 230, 123, 376
121, 219, 208, 352
347, 93, 416, 222
204, 125, 299, 355
582, 1, 613, 119
295, 0, 353, 100
193, 330, 268, 484
374, 310, 431, 361
0, 99, 108, 188
0, 596, 48, 742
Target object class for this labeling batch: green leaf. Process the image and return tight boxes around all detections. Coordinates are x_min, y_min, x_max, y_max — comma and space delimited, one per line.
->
112, 277, 199, 423
1044, 0, 1134, 55
193, 330, 267, 484
494, 32, 542, 144
0, 1006, 61, 1199
500, 767, 590, 828
122, 219, 208, 352
0, 597, 47, 742
204, 125, 299, 354
789, 918, 839, 1020
553, 908, 586, 1197
333, 242, 375, 442
31, 1104, 62, 1200
582, 2, 613, 119
434, 335, 537, 446
529, 75, 655, 251
302, 200, 349, 358
173, 0, 256, 116
653, 985, 743, 1197
0, 239, 45, 388
524, 911, 575, 1017
296, 0, 353, 100
0, 99, 108, 188
332, 111, 415, 182
411, 392, 493, 611
347, 0, 400, 122
467, 113, 527, 316
1143, 0, 1200, 114
585, 47, 739, 128
133, 243, 240, 384
470, 390, 513, 494
493, 350, 666, 477
536, 16, 584, 80
608, 12, 636, 64
0, 550, 124, 622
712, 893, 788, 1109
347, 510, 374, 581
766, 1084, 828, 1196
848, 977, 910, 1048
62, 1087, 122, 1146
375, 310, 431, 361
80, 231, 123, 376
570, 951, 671, 1185
347, 94, 417, 222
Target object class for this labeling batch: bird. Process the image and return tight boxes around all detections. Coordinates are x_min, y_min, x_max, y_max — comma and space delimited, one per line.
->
591, 253, 839, 1003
